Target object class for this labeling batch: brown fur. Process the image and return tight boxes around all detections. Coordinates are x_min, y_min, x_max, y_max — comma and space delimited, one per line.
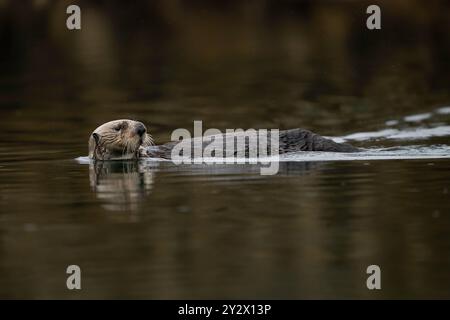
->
89, 120, 359, 161
88, 119, 153, 160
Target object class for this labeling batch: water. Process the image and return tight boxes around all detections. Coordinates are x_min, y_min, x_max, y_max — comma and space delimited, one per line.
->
1, 1, 450, 299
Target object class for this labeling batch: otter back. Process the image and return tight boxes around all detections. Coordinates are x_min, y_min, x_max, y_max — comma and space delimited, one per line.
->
142, 128, 359, 159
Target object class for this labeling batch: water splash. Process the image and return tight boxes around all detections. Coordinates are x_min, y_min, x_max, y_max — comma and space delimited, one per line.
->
332, 126, 450, 142
333, 106, 450, 142
278, 145, 450, 162
403, 113, 432, 122
436, 106, 450, 115
76, 144, 450, 164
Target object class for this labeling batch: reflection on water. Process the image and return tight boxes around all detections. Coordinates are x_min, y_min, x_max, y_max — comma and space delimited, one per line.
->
85, 159, 323, 212
3, 158, 450, 299
89, 161, 156, 212
0, 0, 450, 299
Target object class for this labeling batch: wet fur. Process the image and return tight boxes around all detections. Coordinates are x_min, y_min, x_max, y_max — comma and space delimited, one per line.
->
90, 120, 359, 161
143, 128, 359, 159
89, 119, 153, 160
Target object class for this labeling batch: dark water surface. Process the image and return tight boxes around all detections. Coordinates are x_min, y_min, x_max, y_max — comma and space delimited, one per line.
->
1, 1, 450, 298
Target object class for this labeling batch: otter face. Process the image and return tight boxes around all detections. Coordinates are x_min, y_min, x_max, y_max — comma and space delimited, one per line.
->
89, 119, 153, 160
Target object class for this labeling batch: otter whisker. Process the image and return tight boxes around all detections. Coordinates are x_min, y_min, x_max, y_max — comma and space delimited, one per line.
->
142, 134, 154, 147
121, 139, 128, 156
125, 142, 128, 155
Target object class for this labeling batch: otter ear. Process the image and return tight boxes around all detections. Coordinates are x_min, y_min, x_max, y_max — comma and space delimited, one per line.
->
92, 133, 100, 145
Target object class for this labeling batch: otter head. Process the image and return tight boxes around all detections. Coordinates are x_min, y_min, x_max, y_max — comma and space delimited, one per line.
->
89, 119, 153, 160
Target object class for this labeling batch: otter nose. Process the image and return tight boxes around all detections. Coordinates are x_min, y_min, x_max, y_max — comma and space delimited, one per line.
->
135, 123, 146, 137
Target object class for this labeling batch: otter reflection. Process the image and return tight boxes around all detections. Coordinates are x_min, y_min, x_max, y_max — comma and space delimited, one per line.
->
89, 160, 322, 212
89, 161, 157, 212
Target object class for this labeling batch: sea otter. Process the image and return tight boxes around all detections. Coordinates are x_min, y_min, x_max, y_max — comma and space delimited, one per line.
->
88, 119, 359, 161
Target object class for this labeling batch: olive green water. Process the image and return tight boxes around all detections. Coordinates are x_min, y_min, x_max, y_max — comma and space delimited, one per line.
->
0, 1, 450, 299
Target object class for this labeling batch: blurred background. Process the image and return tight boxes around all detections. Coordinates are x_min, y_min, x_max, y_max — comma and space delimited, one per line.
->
1, 0, 449, 150
0, 0, 450, 299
